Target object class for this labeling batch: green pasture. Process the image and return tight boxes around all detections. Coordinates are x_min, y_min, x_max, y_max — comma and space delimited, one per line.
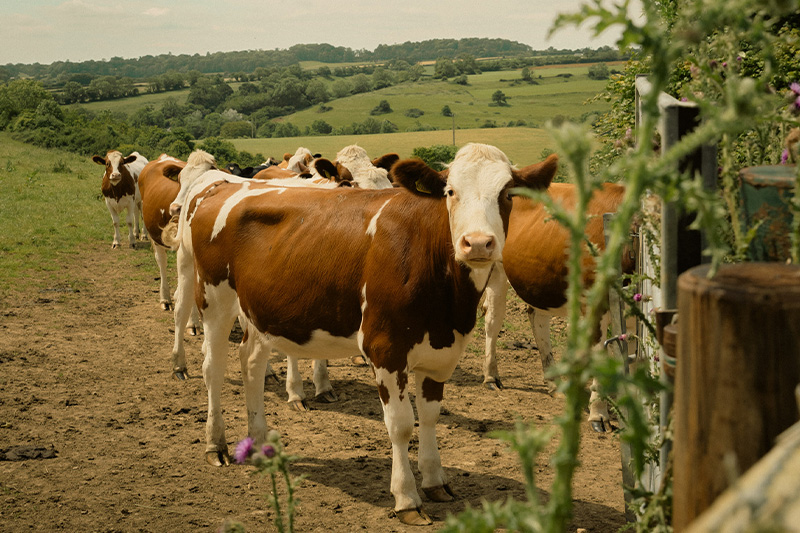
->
0, 133, 158, 296
230, 126, 556, 165
73, 88, 192, 115
281, 63, 612, 133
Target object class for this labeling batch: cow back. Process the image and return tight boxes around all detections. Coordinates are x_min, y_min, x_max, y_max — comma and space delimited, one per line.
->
503, 182, 626, 310
139, 158, 185, 248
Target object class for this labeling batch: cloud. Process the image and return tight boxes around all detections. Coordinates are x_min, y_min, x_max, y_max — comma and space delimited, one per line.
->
144, 7, 169, 17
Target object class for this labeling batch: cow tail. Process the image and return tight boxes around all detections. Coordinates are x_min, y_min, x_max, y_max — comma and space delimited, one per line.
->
161, 215, 181, 251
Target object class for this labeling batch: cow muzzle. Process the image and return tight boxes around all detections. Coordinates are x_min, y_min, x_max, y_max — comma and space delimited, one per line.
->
457, 233, 498, 265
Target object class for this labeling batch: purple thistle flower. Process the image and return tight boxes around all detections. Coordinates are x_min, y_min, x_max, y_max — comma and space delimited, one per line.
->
233, 437, 255, 464
794, 95, 800, 110
619, 334, 628, 342
722, 61, 728, 68
782, 149, 790, 164
633, 293, 643, 302
262, 444, 276, 458
736, 55, 743, 62
791, 82, 800, 96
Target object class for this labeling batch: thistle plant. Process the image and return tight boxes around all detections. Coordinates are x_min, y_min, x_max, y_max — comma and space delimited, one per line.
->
221, 431, 305, 533
445, 0, 800, 531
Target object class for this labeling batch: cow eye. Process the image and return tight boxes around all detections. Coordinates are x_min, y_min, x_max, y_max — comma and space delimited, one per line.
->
446, 189, 454, 197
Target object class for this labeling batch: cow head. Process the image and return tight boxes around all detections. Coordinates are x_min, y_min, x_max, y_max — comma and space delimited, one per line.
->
391, 144, 557, 268
93, 150, 137, 186
168, 150, 219, 217
334, 145, 393, 189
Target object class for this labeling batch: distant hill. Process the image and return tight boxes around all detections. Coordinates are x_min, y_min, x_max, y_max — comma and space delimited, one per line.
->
4, 38, 545, 80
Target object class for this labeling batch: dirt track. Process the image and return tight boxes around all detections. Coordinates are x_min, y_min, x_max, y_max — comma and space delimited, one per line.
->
0, 239, 625, 532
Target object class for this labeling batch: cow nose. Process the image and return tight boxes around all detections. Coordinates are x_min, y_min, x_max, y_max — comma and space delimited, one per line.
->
169, 203, 181, 217
459, 233, 496, 261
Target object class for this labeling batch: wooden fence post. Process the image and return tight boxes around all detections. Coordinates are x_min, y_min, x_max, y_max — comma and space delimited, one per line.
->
672, 263, 800, 531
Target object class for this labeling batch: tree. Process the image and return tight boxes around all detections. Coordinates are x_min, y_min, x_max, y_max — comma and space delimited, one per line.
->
370, 100, 392, 115
351, 73, 371, 94
441, 105, 453, 117
331, 78, 353, 98
220, 121, 253, 138
310, 119, 333, 135
521, 67, 532, 82
491, 90, 508, 106
588, 63, 610, 80
305, 79, 330, 104
187, 76, 233, 111
372, 68, 394, 90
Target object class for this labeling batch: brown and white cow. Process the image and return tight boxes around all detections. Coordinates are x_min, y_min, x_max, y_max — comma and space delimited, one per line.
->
166, 145, 556, 524
93, 150, 148, 248
481, 180, 634, 432
138, 154, 184, 311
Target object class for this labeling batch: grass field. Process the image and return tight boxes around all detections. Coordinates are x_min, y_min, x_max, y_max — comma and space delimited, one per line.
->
72, 63, 614, 137
229, 126, 557, 165
0, 132, 151, 296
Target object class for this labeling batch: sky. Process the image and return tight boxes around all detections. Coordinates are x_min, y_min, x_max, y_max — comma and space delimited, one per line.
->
0, 0, 642, 66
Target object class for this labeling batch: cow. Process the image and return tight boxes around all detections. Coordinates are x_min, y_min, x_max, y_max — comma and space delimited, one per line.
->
92, 150, 148, 249
480, 181, 634, 432
225, 163, 273, 178
164, 145, 557, 525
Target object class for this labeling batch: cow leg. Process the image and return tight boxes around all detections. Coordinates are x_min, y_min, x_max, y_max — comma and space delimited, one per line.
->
529, 308, 557, 394
312, 359, 337, 403
588, 313, 613, 433
237, 324, 269, 447
136, 195, 148, 241
153, 244, 172, 310
171, 246, 194, 379
285, 355, 308, 411
107, 204, 122, 249
482, 266, 508, 391
374, 366, 428, 525
201, 284, 239, 466
124, 202, 136, 248
416, 374, 453, 503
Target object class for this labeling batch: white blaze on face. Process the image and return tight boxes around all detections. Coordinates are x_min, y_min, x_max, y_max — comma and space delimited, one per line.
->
106, 151, 124, 185
445, 144, 512, 266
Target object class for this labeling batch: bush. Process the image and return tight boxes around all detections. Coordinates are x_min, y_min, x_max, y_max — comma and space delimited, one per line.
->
404, 108, 424, 118
411, 144, 458, 171
370, 100, 392, 115
220, 121, 253, 138
441, 105, 453, 117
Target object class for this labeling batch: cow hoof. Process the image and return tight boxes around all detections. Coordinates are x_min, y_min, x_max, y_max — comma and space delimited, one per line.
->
161, 302, 172, 311
350, 355, 368, 366
172, 369, 189, 380
205, 450, 231, 467
484, 379, 503, 391
315, 390, 338, 403
187, 326, 198, 336
393, 508, 432, 526
289, 400, 309, 412
423, 484, 455, 502
590, 420, 607, 433
112, 243, 119, 249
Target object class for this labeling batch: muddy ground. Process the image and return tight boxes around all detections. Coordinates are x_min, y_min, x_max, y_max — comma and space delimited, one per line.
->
0, 240, 626, 532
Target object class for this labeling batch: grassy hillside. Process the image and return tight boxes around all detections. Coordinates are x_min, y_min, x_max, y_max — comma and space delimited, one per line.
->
0, 132, 155, 296
230, 127, 556, 165
284, 64, 614, 133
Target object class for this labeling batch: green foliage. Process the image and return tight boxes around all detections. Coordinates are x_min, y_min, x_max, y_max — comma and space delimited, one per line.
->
369, 99, 392, 115
441, 105, 453, 117
491, 90, 508, 106
220, 121, 253, 138
444, 1, 800, 532
404, 108, 424, 118
588, 63, 610, 80
411, 144, 458, 170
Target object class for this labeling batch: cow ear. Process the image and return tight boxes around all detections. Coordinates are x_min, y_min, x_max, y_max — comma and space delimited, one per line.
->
512, 153, 558, 190
314, 158, 339, 180
163, 163, 184, 180
372, 153, 400, 172
335, 163, 354, 183
92, 155, 106, 165
123, 154, 138, 165
391, 159, 446, 196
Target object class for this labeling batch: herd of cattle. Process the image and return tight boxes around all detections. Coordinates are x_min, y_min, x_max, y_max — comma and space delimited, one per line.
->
92, 143, 628, 525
